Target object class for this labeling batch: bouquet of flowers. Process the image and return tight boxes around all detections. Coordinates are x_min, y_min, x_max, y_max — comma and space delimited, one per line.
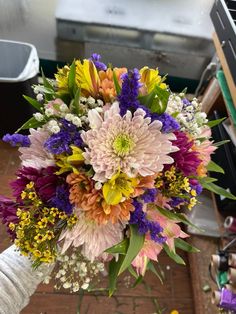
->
1, 54, 235, 294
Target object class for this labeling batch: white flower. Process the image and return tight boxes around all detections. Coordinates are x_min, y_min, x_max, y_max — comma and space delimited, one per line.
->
94, 182, 102, 190
87, 96, 95, 105
33, 112, 44, 122
45, 108, 54, 117
63, 282, 72, 289
60, 103, 69, 112
72, 282, 80, 292
36, 93, 44, 102
97, 99, 103, 107
43, 276, 51, 284
47, 120, 60, 134
81, 283, 89, 290
72, 116, 82, 127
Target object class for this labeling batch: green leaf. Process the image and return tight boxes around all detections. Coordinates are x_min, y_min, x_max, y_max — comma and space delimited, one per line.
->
41, 68, 54, 90
128, 265, 139, 279
105, 238, 129, 255
214, 140, 230, 147
150, 86, 170, 114
118, 225, 145, 276
16, 117, 44, 132
113, 70, 121, 95
132, 275, 143, 288
156, 206, 201, 231
207, 117, 226, 128
23, 95, 43, 113
139, 85, 169, 114
198, 176, 218, 184
68, 60, 76, 97
174, 238, 200, 253
70, 88, 81, 115
163, 244, 186, 265
207, 160, 224, 174
147, 261, 164, 284
41, 69, 55, 101
108, 255, 125, 296
201, 182, 236, 200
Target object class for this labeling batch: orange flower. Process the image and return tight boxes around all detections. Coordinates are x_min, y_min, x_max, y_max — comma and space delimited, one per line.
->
66, 173, 93, 207
196, 162, 207, 177
67, 173, 134, 224
133, 175, 156, 197
99, 67, 127, 102
81, 189, 134, 224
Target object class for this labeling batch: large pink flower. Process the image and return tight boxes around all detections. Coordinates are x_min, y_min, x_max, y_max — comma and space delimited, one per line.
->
19, 128, 54, 169
59, 210, 124, 262
81, 102, 177, 182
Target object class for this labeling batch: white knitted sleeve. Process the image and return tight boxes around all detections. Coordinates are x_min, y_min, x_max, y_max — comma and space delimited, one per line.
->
0, 245, 53, 314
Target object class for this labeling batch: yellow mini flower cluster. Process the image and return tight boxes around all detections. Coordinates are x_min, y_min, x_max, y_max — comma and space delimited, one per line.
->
12, 182, 78, 265
155, 166, 197, 209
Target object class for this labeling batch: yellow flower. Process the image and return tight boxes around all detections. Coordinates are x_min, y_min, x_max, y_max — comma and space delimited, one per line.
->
26, 181, 34, 189
140, 66, 167, 93
170, 311, 179, 314
59, 212, 67, 219
103, 172, 138, 205
67, 215, 78, 227
38, 217, 48, 229
46, 231, 55, 240
34, 233, 46, 243
33, 250, 42, 258
75, 59, 100, 97
21, 191, 27, 200
56, 146, 84, 175
50, 207, 59, 217
55, 65, 70, 93
8, 222, 15, 231
28, 192, 37, 200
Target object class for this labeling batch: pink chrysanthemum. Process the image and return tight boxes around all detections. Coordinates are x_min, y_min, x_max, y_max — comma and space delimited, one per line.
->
19, 128, 54, 169
81, 102, 177, 182
59, 210, 124, 262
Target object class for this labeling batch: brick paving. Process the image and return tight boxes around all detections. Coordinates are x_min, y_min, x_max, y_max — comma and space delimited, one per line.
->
0, 141, 195, 314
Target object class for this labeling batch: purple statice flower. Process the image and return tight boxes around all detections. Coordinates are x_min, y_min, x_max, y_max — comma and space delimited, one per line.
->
51, 185, 72, 214
169, 197, 184, 207
89, 53, 107, 71
170, 130, 201, 176
118, 68, 142, 116
151, 112, 180, 133
182, 98, 191, 106
189, 178, 203, 195
129, 199, 165, 243
141, 188, 158, 203
3, 133, 30, 147
11, 166, 58, 204
0, 195, 19, 239
44, 119, 83, 155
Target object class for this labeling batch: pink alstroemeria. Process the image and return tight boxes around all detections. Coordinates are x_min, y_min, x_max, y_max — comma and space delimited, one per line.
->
148, 209, 189, 251
132, 236, 162, 276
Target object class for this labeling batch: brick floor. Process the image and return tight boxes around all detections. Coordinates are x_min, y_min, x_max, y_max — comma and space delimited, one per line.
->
0, 141, 195, 314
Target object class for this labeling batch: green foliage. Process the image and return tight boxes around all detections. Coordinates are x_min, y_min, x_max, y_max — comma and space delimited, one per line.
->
201, 181, 236, 200
174, 238, 199, 253
68, 60, 77, 97
207, 117, 226, 128
163, 244, 185, 265
206, 160, 224, 174
16, 117, 44, 133
139, 85, 170, 114
113, 70, 121, 95
23, 95, 43, 113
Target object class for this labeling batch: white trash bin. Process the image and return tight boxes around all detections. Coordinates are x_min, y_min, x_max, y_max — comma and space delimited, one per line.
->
0, 40, 39, 136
